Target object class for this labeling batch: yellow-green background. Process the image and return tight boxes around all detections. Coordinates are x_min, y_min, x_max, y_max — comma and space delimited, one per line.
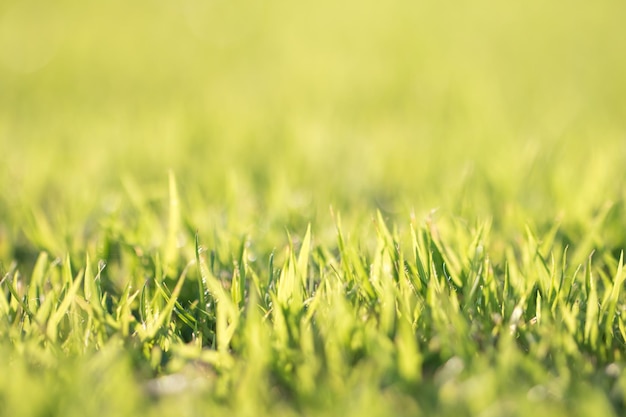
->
2, 1, 625, 204
2, 0, 626, 266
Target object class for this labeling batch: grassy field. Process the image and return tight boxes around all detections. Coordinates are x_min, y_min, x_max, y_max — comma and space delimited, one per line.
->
2, 0, 626, 416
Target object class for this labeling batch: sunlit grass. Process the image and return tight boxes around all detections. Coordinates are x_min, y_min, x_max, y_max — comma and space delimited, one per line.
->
1, 0, 626, 416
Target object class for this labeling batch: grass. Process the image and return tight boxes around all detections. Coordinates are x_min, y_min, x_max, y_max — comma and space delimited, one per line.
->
1, 0, 626, 416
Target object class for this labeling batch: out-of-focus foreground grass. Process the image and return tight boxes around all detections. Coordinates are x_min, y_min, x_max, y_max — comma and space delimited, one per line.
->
1, 0, 626, 416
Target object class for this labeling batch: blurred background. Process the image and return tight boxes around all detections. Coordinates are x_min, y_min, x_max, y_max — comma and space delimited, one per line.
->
1, 0, 626, 260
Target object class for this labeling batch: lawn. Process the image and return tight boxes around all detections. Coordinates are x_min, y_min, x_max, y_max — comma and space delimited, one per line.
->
1, 0, 626, 416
